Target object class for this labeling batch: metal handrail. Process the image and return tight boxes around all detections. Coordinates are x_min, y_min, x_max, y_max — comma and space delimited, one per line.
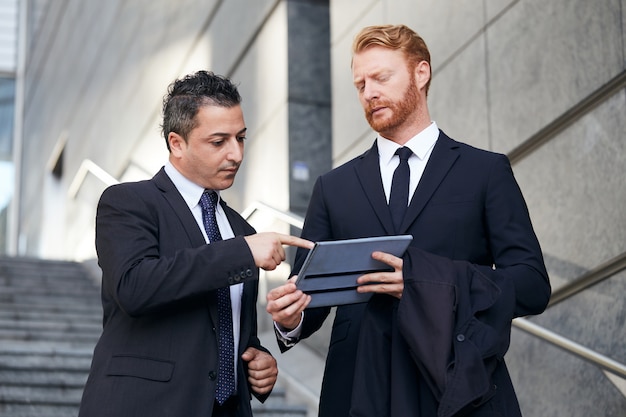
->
513, 317, 626, 378
240, 201, 305, 230
68, 159, 119, 198
548, 252, 626, 307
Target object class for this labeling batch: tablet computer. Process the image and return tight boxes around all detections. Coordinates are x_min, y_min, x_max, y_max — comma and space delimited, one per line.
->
295, 235, 413, 308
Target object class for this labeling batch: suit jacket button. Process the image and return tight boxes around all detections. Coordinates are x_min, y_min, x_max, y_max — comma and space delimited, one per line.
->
246, 269, 253, 277
208, 371, 217, 380
228, 277, 234, 285
456, 334, 465, 342
239, 271, 246, 279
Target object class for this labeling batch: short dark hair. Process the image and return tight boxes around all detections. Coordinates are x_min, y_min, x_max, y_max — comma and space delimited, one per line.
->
161, 70, 242, 151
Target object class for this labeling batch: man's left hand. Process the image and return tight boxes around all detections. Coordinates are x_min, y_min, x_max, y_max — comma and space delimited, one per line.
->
356, 251, 404, 299
241, 347, 278, 395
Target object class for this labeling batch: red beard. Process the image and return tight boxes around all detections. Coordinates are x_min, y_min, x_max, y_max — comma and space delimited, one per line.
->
365, 76, 420, 136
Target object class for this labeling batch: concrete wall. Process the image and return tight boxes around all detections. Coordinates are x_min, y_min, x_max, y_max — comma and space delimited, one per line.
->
19, 0, 330, 260
329, 0, 625, 416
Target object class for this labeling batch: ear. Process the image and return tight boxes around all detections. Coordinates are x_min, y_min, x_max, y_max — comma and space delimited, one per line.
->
414, 60, 431, 92
168, 132, 186, 158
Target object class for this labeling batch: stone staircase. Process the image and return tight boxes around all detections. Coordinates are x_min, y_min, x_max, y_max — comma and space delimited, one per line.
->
0, 256, 307, 417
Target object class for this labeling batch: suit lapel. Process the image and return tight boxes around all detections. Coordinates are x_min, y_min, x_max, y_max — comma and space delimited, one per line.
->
400, 132, 460, 232
152, 168, 206, 247
355, 141, 397, 235
153, 168, 220, 323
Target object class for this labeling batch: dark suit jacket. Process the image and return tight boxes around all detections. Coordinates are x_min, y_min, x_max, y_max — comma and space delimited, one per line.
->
79, 168, 270, 417
281, 132, 550, 416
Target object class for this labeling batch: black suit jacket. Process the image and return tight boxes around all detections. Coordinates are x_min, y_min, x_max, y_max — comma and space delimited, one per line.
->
281, 132, 550, 416
79, 168, 270, 417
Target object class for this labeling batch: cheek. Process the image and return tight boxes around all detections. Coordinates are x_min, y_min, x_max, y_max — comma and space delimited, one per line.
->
358, 94, 368, 108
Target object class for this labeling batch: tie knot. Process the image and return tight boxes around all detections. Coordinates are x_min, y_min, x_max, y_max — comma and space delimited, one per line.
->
200, 190, 219, 211
395, 146, 413, 161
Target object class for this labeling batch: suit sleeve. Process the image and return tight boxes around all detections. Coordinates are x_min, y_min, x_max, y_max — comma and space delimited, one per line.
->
96, 183, 258, 317
482, 154, 550, 316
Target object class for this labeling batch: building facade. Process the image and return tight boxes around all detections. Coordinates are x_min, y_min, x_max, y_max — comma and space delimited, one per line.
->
8, 0, 626, 416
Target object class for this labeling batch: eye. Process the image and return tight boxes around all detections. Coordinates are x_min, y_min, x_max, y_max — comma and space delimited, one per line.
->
237, 136, 247, 143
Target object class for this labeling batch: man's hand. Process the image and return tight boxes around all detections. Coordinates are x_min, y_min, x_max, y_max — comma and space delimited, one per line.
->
356, 251, 404, 299
266, 276, 310, 330
244, 233, 313, 271
241, 347, 278, 396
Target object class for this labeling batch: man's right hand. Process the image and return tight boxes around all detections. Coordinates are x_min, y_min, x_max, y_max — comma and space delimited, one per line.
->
244, 232, 313, 271
266, 276, 310, 330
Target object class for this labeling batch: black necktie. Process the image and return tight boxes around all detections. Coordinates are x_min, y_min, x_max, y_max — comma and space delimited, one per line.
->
389, 147, 413, 233
199, 190, 236, 404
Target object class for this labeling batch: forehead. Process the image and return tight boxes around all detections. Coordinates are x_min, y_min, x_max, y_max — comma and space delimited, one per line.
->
194, 104, 245, 131
352, 46, 408, 79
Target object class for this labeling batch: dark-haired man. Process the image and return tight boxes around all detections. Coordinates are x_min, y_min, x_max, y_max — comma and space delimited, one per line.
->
79, 70, 313, 417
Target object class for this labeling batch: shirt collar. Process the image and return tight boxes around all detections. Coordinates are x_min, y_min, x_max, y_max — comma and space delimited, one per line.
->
377, 121, 439, 164
164, 161, 220, 209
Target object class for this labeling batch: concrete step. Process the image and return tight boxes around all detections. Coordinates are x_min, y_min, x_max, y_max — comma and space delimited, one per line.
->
0, 328, 100, 344
0, 309, 102, 325
0, 256, 313, 416
0, 294, 101, 308
0, 403, 80, 417
0, 317, 101, 333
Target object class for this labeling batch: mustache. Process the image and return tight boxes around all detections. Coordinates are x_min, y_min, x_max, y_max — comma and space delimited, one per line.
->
219, 162, 241, 171
366, 100, 390, 113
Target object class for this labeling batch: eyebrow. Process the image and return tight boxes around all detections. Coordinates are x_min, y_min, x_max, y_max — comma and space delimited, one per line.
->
353, 68, 389, 85
210, 127, 247, 138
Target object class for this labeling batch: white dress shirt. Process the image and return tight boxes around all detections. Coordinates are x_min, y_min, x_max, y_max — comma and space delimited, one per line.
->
164, 161, 243, 379
376, 121, 439, 202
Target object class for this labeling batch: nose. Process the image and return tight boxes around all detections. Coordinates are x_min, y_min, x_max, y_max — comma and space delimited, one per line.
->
362, 82, 378, 102
226, 138, 244, 162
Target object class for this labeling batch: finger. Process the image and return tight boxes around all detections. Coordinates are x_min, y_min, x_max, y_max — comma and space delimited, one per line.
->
261, 261, 277, 271
357, 282, 403, 297
267, 291, 309, 317
268, 289, 305, 308
246, 357, 273, 372
371, 251, 403, 269
276, 245, 286, 262
268, 297, 309, 329
276, 234, 315, 249
241, 347, 258, 362
248, 370, 276, 385
357, 270, 400, 284
245, 351, 276, 377
266, 282, 298, 301
249, 377, 276, 395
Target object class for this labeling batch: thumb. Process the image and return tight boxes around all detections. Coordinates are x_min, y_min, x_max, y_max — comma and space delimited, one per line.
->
241, 347, 257, 362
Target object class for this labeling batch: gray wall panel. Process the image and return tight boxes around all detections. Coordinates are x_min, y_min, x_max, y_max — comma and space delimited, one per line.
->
488, 0, 623, 153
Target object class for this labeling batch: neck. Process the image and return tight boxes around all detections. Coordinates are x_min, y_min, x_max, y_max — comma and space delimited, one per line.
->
380, 111, 431, 145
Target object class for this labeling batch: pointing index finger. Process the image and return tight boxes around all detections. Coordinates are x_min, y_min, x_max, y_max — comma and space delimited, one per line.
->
277, 234, 314, 249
